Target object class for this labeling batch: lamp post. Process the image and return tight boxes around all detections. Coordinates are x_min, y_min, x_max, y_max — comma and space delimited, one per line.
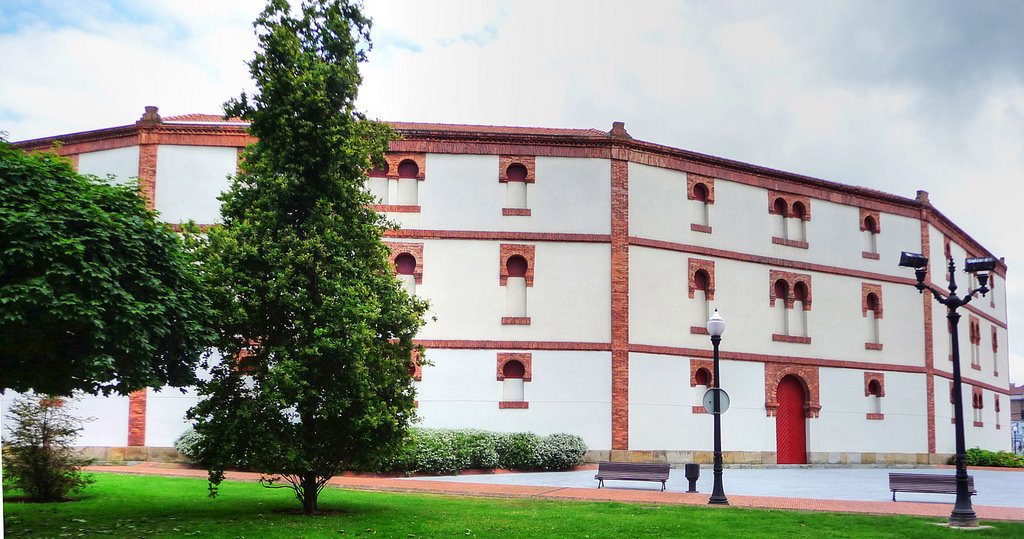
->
706, 309, 728, 505
898, 251, 998, 528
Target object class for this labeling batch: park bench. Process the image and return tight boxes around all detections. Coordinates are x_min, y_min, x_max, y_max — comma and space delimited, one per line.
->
888, 472, 975, 501
595, 462, 671, 491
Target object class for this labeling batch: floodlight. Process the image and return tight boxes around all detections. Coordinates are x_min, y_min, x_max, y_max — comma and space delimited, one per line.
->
898, 251, 928, 269
964, 257, 997, 273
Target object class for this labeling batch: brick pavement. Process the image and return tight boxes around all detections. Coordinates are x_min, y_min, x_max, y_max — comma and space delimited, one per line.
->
83, 464, 1024, 522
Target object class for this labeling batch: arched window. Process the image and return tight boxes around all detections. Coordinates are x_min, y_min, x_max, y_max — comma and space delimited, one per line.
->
867, 379, 882, 415
502, 359, 526, 402
693, 367, 711, 410
865, 292, 880, 345
505, 163, 529, 211
992, 327, 999, 376
774, 279, 790, 335
791, 281, 809, 337
395, 253, 417, 294
506, 255, 529, 319
693, 269, 711, 322
773, 198, 788, 239
396, 159, 419, 205
972, 391, 983, 425
367, 163, 389, 203
692, 182, 710, 227
790, 201, 807, 242
863, 215, 878, 254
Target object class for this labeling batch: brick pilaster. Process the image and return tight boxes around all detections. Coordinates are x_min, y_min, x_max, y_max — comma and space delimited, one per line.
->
127, 389, 147, 446
920, 215, 936, 453
610, 158, 629, 450
138, 144, 158, 210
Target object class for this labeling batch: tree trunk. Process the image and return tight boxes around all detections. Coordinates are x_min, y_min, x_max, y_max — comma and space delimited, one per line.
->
301, 474, 318, 515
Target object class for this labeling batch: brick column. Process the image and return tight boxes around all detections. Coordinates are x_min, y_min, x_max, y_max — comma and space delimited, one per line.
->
920, 214, 936, 453
127, 389, 147, 446
138, 143, 158, 210
610, 158, 629, 450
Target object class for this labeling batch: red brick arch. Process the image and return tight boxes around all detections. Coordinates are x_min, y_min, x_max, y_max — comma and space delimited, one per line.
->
764, 364, 820, 418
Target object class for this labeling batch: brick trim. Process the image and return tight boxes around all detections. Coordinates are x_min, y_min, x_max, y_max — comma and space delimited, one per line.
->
501, 316, 532, 325
610, 158, 630, 450
67, 153, 79, 171
772, 334, 811, 344
764, 364, 820, 418
991, 326, 998, 353
499, 244, 536, 286
862, 251, 880, 260
768, 190, 811, 220
862, 283, 883, 318
865, 342, 884, 351
771, 237, 809, 249
690, 224, 712, 234
410, 348, 423, 381
690, 359, 715, 387
497, 352, 532, 381
387, 229, 609, 243
968, 316, 981, 345
372, 204, 421, 213
687, 173, 715, 204
866, 413, 885, 420
690, 326, 710, 335
972, 386, 983, 409
502, 208, 532, 216
499, 401, 529, 409
385, 152, 426, 180
864, 372, 886, 398
127, 389, 146, 446
687, 258, 715, 300
860, 208, 881, 233
138, 144, 157, 210
922, 216, 936, 453
769, 270, 812, 309
384, 242, 424, 284
498, 155, 536, 183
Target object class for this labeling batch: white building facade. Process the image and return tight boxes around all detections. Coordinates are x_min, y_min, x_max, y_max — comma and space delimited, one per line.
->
7, 108, 1011, 465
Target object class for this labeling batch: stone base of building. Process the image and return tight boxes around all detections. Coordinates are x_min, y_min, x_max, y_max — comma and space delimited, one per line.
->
589, 450, 953, 466
76, 446, 186, 464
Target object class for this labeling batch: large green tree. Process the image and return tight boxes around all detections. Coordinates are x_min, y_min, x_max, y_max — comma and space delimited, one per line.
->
0, 140, 212, 396
187, 0, 428, 515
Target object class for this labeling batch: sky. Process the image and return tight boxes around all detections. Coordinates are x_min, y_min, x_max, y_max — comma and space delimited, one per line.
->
1, 0, 1022, 382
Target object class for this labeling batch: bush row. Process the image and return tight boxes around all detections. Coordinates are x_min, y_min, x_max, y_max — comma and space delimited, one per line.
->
958, 447, 1024, 468
384, 429, 588, 475
175, 427, 587, 475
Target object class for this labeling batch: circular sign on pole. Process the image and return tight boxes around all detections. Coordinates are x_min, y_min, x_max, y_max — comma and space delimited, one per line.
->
702, 388, 730, 414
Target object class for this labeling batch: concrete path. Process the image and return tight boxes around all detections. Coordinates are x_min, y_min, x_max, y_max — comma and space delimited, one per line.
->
83, 464, 1024, 522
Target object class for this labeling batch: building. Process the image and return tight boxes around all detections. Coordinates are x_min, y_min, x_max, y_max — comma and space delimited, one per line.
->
6, 107, 1012, 465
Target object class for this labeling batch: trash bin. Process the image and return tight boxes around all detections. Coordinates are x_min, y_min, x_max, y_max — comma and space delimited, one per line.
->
684, 463, 700, 493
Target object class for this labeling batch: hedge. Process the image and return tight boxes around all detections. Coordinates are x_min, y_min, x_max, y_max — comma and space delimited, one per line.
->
954, 447, 1024, 468
176, 426, 588, 475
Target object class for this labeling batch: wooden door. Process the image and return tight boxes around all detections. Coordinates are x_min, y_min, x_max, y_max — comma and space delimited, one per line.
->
776, 375, 807, 464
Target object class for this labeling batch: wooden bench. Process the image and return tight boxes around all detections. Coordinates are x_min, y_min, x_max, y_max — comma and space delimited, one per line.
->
889, 473, 976, 501
595, 462, 671, 491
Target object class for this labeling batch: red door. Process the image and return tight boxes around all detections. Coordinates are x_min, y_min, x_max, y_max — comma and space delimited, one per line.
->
776, 375, 807, 464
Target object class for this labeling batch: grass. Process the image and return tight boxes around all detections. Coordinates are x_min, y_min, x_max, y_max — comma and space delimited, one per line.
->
3, 473, 1023, 538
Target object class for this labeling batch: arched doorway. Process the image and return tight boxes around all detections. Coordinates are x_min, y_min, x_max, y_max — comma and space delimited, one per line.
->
776, 375, 807, 464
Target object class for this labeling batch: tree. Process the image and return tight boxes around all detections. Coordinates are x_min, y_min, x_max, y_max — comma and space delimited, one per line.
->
187, 0, 428, 515
2, 394, 94, 502
0, 140, 212, 396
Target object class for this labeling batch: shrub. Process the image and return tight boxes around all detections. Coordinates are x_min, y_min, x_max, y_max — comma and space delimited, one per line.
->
411, 429, 468, 475
2, 394, 94, 502
496, 432, 543, 470
538, 433, 588, 470
962, 447, 1024, 468
173, 427, 204, 464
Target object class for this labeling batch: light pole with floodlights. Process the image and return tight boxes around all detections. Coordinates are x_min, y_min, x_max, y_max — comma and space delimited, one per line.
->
706, 309, 728, 505
898, 251, 998, 528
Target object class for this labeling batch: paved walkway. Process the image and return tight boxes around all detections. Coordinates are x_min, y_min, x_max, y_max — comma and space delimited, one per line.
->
84, 464, 1024, 522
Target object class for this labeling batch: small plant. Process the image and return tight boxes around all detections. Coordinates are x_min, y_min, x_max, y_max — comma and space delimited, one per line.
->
538, 433, 587, 470
173, 426, 204, 464
495, 432, 543, 470
2, 394, 94, 501
960, 447, 1024, 468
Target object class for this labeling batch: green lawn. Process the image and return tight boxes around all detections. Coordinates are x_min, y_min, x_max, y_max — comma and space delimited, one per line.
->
4, 473, 1022, 538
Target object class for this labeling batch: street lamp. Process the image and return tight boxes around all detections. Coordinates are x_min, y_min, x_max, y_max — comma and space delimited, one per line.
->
706, 309, 728, 505
899, 251, 998, 528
